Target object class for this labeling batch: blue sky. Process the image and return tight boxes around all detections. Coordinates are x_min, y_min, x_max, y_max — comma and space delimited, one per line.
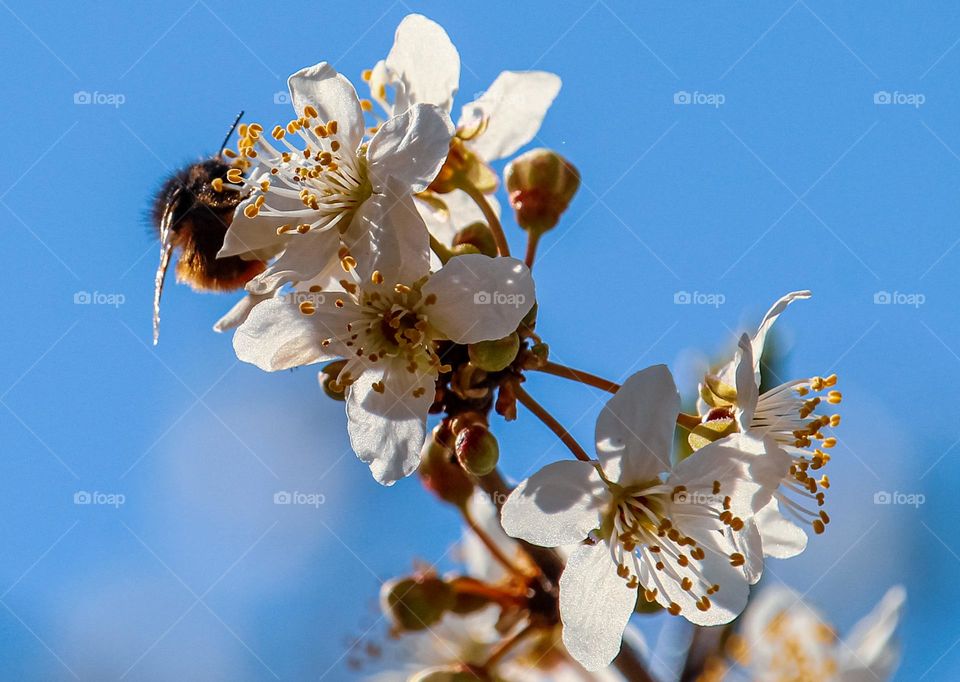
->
1, 1, 959, 679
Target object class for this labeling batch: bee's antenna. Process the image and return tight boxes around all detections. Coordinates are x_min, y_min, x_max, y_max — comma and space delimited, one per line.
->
218, 111, 244, 155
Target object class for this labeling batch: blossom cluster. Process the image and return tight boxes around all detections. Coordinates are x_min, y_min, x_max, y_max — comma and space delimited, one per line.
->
162, 13, 905, 681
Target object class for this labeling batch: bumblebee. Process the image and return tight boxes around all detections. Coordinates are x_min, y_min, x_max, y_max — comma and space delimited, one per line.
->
151, 113, 265, 344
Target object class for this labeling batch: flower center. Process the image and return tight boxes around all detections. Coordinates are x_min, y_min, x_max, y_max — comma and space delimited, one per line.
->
223, 111, 373, 236
603, 481, 748, 618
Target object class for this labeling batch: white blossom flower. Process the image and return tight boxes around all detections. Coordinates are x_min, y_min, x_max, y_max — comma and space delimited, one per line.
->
216, 61, 453, 293
694, 291, 841, 561
232, 248, 534, 485
365, 14, 562, 245
717, 584, 906, 682
501, 365, 784, 670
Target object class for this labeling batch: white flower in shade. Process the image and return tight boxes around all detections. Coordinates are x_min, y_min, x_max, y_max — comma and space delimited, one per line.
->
501, 365, 784, 671
365, 14, 561, 245
216, 61, 453, 292
232, 250, 534, 485
694, 291, 842, 562
716, 584, 906, 682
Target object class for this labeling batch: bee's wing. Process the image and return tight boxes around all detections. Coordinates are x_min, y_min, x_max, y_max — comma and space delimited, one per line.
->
153, 190, 179, 345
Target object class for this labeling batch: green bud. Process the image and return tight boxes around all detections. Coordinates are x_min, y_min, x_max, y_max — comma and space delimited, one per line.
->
381, 575, 455, 632
468, 333, 520, 372
455, 426, 500, 476
318, 360, 348, 401
419, 429, 474, 507
453, 222, 498, 257
504, 148, 580, 233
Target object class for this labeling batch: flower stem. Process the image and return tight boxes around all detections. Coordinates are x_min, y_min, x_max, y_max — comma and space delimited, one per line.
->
514, 385, 591, 462
483, 621, 537, 670
429, 233, 452, 264
537, 360, 620, 393
524, 229, 541, 269
462, 504, 532, 579
534, 361, 704, 431
461, 180, 510, 257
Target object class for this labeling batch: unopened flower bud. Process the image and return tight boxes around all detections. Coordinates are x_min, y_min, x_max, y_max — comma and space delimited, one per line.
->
468, 332, 520, 372
318, 359, 348, 401
453, 222, 498, 257
419, 428, 474, 507
505, 148, 580, 233
455, 425, 499, 476
381, 574, 455, 632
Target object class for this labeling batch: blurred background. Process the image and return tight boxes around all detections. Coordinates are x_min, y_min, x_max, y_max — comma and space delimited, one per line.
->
1, 1, 958, 679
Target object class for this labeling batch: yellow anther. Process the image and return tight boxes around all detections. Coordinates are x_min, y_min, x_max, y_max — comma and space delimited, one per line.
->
303, 105, 318, 119
226, 168, 243, 183
299, 301, 316, 315
830, 414, 841, 427
360, 99, 373, 111
813, 520, 826, 534
371, 381, 385, 394
272, 125, 285, 140
243, 204, 259, 218
211, 177, 224, 192
327, 120, 339, 134
371, 270, 383, 285
828, 391, 842, 404
668, 603, 682, 616
730, 553, 745, 567
296, 224, 311, 234
822, 437, 837, 448
361, 69, 372, 81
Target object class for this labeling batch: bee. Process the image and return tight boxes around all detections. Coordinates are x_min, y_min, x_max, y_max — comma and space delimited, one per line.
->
151, 112, 266, 344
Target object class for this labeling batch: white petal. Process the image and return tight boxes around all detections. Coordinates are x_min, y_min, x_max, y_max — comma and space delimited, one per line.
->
500, 460, 606, 547
218, 192, 292, 260
559, 541, 637, 671
345, 358, 436, 485
672, 432, 789, 519
213, 292, 273, 333
287, 62, 365, 150
754, 497, 808, 558
644, 534, 749, 626
385, 14, 460, 114
343, 176, 430, 285
244, 228, 340, 295
460, 71, 561, 161
595, 365, 678, 485
751, 290, 812, 374
734, 333, 758, 428
712, 290, 812, 390
421, 255, 535, 344
367, 104, 455, 193
840, 585, 906, 679
727, 521, 765, 585
232, 296, 347, 371
417, 188, 502, 246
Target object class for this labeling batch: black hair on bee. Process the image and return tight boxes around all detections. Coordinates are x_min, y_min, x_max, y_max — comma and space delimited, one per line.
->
151, 112, 266, 344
